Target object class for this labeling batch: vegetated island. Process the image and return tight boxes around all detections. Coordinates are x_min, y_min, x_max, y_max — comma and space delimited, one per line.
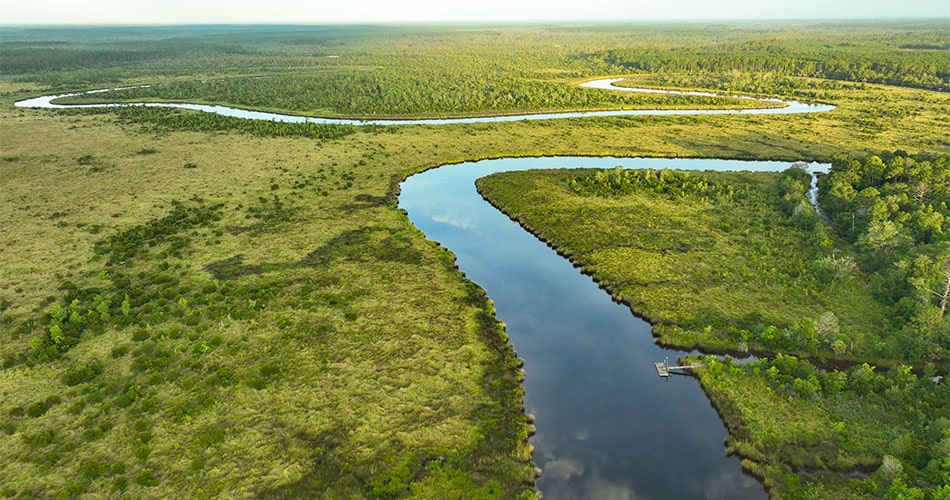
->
1, 21, 948, 498
476, 152, 950, 498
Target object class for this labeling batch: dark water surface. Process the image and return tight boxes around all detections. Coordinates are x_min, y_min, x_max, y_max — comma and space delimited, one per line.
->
400, 157, 826, 499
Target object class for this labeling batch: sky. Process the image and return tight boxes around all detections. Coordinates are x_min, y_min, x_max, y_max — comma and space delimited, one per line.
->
4, 0, 950, 25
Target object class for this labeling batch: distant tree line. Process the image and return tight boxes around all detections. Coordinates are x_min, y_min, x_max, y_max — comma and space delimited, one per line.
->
591, 39, 949, 91
0, 43, 254, 74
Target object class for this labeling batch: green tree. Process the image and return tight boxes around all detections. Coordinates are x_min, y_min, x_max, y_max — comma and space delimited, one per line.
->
860, 219, 907, 255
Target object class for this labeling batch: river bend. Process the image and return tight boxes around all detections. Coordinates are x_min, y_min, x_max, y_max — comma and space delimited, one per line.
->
399, 157, 826, 498
16, 80, 835, 498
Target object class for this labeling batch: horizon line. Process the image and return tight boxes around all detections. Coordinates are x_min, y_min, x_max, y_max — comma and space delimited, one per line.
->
3, 17, 949, 28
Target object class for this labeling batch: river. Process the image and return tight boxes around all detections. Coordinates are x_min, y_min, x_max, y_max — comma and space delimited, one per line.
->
399, 157, 827, 499
17, 81, 833, 498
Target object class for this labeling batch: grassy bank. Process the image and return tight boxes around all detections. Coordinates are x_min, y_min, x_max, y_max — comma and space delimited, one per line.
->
476, 164, 949, 497
476, 167, 883, 355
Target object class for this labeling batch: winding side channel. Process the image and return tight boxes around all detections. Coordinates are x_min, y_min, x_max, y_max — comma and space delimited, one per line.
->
13, 78, 834, 123
400, 157, 827, 499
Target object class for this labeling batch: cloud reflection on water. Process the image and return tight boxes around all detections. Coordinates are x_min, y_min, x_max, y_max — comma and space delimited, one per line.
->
541, 457, 643, 500
430, 212, 474, 230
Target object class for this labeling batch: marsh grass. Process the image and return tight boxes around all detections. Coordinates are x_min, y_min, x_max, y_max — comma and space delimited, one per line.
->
1, 22, 948, 499
477, 167, 885, 355
2, 76, 947, 495
0, 108, 535, 498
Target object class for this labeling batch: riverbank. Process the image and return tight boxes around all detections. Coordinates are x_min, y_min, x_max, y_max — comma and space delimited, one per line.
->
475, 164, 950, 497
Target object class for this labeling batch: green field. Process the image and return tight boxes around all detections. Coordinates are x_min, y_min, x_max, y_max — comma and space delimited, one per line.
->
1, 22, 948, 498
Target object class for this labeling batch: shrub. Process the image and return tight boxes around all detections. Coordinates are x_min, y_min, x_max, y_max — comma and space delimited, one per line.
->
135, 468, 159, 487
61, 362, 103, 386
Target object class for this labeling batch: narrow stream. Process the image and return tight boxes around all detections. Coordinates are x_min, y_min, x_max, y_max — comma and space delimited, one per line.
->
13, 78, 834, 123
399, 157, 827, 499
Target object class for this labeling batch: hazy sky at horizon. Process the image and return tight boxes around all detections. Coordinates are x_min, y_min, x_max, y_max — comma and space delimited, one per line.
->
5, 0, 950, 25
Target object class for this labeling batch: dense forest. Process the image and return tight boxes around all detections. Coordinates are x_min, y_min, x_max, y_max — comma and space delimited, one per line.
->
57, 71, 771, 118
595, 38, 949, 91
819, 152, 950, 362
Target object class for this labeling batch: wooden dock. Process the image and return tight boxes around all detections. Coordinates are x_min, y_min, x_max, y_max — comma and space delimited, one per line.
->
655, 357, 700, 377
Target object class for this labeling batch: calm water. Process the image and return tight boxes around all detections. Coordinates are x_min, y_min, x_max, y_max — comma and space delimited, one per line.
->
400, 157, 827, 499
14, 79, 835, 125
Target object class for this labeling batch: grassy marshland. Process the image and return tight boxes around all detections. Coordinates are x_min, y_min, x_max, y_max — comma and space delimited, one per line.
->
1, 22, 948, 498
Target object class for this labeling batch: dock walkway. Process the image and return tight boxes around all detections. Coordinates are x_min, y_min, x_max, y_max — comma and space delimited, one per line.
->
655, 357, 701, 377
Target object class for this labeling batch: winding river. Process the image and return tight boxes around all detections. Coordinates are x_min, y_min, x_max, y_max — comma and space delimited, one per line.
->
400, 157, 827, 499
17, 80, 834, 498
14, 78, 834, 124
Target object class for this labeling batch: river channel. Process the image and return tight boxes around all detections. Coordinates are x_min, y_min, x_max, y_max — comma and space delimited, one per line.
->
400, 157, 826, 499
17, 81, 834, 498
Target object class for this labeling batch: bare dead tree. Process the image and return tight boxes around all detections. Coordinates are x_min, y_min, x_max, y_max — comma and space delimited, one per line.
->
912, 181, 929, 204
938, 267, 950, 318
921, 261, 950, 318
